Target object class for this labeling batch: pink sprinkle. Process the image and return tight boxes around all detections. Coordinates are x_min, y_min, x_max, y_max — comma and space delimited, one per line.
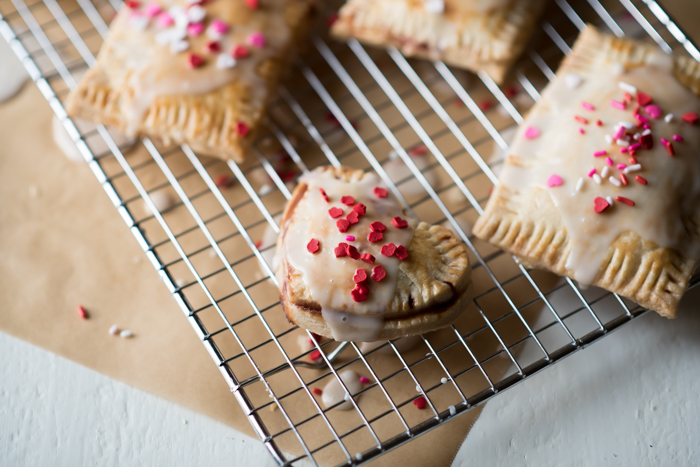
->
643, 124, 651, 129
581, 102, 595, 111
605, 157, 613, 166
524, 126, 540, 139
187, 22, 204, 37
144, 2, 161, 17
345, 235, 355, 241
156, 12, 173, 28
210, 18, 229, 34
247, 32, 266, 47
620, 147, 629, 153
645, 104, 662, 119
593, 150, 607, 157
637, 115, 649, 123
547, 174, 563, 187
610, 100, 627, 110
579, 128, 585, 135
588, 168, 597, 177
613, 126, 626, 140
359, 376, 371, 384
629, 143, 641, 151
673, 134, 684, 142
617, 163, 627, 170
660, 137, 669, 146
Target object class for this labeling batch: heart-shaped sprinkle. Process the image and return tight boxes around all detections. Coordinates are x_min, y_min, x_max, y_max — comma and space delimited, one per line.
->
328, 207, 343, 218
524, 126, 540, 140
682, 112, 698, 124
546, 174, 563, 187
236, 121, 249, 136
346, 211, 359, 225
347, 245, 360, 260
372, 265, 386, 282
187, 53, 205, 68
636, 92, 652, 106
353, 203, 366, 215
413, 396, 427, 410
334, 243, 348, 257
187, 22, 205, 37
593, 197, 610, 213
392, 217, 408, 229
351, 284, 369, 302
341, 196, 355, 206
215, 54, 236, 69
360, 253, 375, 264
370, 221, 386, 232
336, 219, 350, 233
231, 44, 249, 58
247, 32, 266, 48
144, 2, 162, 17
380, 243, 397, 257
368, 231, 383, 243
395, 245, 408, 261
307, 239, 320, 254
204, 41, 221, 53
209, 18, 229, 34
156, 11, 174, 27
373, 187, 388, 198
645, 104, 662, 119
353, 269, 368, 283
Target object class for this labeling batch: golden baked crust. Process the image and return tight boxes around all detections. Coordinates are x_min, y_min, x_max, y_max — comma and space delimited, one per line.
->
330, 0, 546, 84
276, 166, 472, 340
473, 26, 700, 318
65, 0, 317, 162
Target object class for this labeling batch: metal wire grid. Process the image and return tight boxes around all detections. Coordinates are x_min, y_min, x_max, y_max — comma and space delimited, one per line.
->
1, 0, 698, 465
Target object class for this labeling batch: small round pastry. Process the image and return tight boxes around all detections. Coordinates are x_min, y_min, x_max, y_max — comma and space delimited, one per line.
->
275, 166, 472, 342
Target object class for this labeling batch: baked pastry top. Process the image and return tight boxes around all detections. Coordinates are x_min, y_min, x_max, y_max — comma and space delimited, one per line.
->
65, 0, 317, 162
330, 0, 546, 84
473, 26, 700, 318
275, 166, 472, 341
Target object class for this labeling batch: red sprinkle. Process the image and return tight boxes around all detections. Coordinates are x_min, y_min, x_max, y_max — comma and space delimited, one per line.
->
341, 195, 355, 206
636, 92, 653, 106
373, 187, 388, 198
392, 217, 408, 229
635, 175, 648, 185
245, 0, 259, 8
596, 119, 603, 126
682, 112, 698, 124
666, 142, 675, 156
409, 145, 428, 157
370, 221, 386, 232
574, 115, 589, 124
236, 121, 249, 136
413, 396, 427, 410
347, 245, 360, 260
629, 156, 638, 164
353, 268, 368, 283
346, 211, 359, 225
326, 13, 338, 27
368, 231, 384, 243
478, 100, 493, 111
504, 86, 519, 98
351, 283, 369, 302
372, 265, 386, 282
311, 388, 323, 395
254, 240, 262, 249
319, 188, 329, 203
620, 173, 628, 186
334, 243, 348, 257
214, 175, 233, 188
204, 41, 221, 53
309, 350, 321, 360
125, 1, 140, 8
336, 219, 350, 233
307, 239, 320, 254
328, 207, 343, 218
616, 196, 635, 206
594, 197, 610, 213
77, 305, 88, 319
640, 133, 653, 150
353, 203, 366, 216
231, 44, 249, 58
395, 245, 408, 261
360, 253, 375, 264
187, 53, 205, 68
380, 243, 397, 257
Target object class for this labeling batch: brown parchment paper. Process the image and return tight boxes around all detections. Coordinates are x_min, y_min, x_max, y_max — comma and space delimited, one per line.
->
0, 83, 494, 466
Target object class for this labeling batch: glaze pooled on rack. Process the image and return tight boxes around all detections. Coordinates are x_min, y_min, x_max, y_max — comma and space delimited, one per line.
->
276, 166, 472, 342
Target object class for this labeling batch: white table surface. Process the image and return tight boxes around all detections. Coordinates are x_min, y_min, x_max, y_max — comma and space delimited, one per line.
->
2, 288, 698, 466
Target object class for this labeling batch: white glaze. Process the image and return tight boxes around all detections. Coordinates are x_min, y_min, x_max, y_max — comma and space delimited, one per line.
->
321, 370, 363, 410
145, 191, 174, 215
0, 38, 27, 103
52, 116, 83, 162
498, 57, 700, 285
283, 170, 415, 342
359, 335, 422, 355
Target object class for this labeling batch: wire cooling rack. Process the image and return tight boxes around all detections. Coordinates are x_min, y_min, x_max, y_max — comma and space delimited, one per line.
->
2, 0, 699, 465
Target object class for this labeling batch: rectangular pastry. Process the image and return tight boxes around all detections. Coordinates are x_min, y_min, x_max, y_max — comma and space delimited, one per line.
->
275, 166, 472, 342
473, 26, 700, 318
330, 0, 546, 84
65, 0, 317, 162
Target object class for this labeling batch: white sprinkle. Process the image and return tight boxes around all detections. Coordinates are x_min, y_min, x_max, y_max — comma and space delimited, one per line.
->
604, 134, 613, 144
593, 174, 602, 185
169, 6, 189, 29
129, 15, 150, 31
145, 191, 173, 215
155, 28, 187, 45
206, 26, 222, 40
609, 176, 621, 187
170, 39, 190, 54
642, 129, 652, 136
423, 0, 444, 13
216, 53, 236, 69
601, 166, 610, 178
355, 453, 363, 462
618, 81, 637, 94
616, 139, 630, 147
343, 393, 351, 401
187, 5, 206, 23
209, 249, 217, 257
619, 121, 635, 129
449, 405, 456, 416
28, 184, 40, 198
175, 278, 186, 287
633, 133, 641, 140
109, 325, 119, 335
258, 183, 274, 196
388, 149, 399, 160
416, 385, 421, 393
575, 177, 584, 192
185, 0, 200, 4
564, 73, 582, 89
606, 196, 614, 206
664, 113, 674, 123
624, 164, 642, 174
440, 377, 448, 384
120, 330, 133, 338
